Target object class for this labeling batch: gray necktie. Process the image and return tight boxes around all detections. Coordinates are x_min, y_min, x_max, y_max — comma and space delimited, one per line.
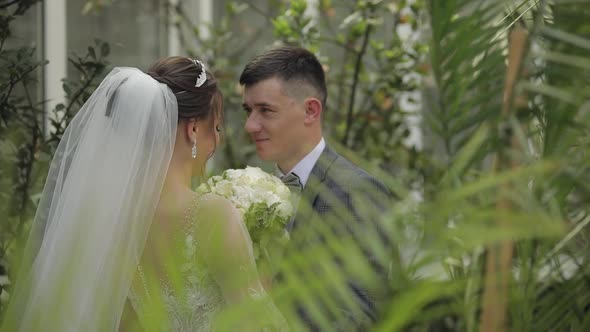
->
281, 172, 303, 196
281, 172, 303, 231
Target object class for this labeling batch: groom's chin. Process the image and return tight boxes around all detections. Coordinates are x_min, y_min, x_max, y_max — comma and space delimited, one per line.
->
256, 150, 271, 161
254, 149, 275, 162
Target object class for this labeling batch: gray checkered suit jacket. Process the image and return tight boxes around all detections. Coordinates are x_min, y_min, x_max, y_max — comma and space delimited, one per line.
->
283, 145, 393, 332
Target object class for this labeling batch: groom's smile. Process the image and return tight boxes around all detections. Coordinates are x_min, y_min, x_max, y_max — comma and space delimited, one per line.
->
242, 77, 308, 170
253, 137, 270, 146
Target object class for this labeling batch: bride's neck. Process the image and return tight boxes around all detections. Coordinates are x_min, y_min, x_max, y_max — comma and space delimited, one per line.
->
159, 157, 195, 211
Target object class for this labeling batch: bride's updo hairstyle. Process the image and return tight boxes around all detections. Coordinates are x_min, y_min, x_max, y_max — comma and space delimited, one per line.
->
146, 56, 223, 124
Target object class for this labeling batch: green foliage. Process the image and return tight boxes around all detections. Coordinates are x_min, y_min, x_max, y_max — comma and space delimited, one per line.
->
0, 0, 44, 312
272, 0, 427, 175
272, 0, 319, 48
47, 39, 110, 148
0, 0, 589, 331
244, 202, 288, 246
172, 0, 426, 176
81, 0, 117, 15
130, 0, 590, 330
375, 0, 590, 330
181, 0, 588, 331
0, 1, 110, 313
171, 0, 286, 170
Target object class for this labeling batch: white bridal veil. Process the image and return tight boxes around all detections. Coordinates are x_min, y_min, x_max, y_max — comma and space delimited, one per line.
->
1, 68, 178, 331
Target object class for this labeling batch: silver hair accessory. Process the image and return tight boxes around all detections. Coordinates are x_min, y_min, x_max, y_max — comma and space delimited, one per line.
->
192, 59, 207, 87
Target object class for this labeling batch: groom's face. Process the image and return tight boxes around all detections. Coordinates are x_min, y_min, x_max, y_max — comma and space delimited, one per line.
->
242, 77, 307, 168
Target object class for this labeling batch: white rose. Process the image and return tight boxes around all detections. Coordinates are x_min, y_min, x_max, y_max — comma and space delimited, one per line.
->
213, 180, 233, 197
264, 193, 280, 207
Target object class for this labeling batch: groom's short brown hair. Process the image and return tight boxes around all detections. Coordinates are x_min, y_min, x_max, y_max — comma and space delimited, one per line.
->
239, 46, 327, 107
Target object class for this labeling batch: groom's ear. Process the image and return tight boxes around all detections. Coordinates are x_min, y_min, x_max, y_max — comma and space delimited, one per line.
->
303, 98, 322, 124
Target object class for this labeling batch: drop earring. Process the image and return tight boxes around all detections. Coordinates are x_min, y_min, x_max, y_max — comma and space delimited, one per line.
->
191, 140, 197, 159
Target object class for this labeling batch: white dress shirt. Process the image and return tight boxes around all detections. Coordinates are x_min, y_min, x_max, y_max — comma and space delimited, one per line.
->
277, 138, 326, 188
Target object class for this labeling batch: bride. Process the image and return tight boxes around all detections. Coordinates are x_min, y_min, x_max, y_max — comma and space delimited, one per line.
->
0, 57, 286, 331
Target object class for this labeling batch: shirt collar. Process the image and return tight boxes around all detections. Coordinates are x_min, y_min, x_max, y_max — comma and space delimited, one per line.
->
276, 138, 326, 187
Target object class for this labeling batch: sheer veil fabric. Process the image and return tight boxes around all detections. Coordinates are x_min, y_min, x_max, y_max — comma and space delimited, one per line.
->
1, 68, 178, 331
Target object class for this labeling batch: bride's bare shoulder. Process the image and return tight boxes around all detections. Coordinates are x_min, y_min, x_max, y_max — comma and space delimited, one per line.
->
187, 192, 241, 230
190, 192, 236, 213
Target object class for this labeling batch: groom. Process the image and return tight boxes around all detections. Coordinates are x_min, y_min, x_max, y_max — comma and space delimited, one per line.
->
240, 46, 393, 331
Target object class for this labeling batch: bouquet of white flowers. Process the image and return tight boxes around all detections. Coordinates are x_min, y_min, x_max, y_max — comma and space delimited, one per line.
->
196, 166, 294, 264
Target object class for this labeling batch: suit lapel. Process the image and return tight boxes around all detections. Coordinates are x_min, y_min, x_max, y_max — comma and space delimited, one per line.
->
289, 146, 338, 232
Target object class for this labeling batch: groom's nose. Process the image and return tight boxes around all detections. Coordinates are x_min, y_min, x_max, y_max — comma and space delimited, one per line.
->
245, 113, 262, 133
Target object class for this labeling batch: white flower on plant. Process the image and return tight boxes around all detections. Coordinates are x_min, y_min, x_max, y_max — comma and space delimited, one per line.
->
0, 290, 8, 304
0, 275, 9, 287
0, 274, 9, 305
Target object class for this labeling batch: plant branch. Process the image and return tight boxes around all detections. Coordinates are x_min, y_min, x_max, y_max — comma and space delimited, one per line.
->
318, 4, 338, 36
341, 18, 373, 146
17, 130, 37, 229
229, 30, 265, 59
63, 64, 101, 118
334, 51, 350, 120
24, 80, 42, 135
0, 0, 19, 10
480, 24, 533, 332
0, 38, 6, 53
317, 36, 358, 53
352, 84, 379, 144
241, 0, 274, 22
425, 1, 453, 158
16, 77, 43, 231
1, 63, 38, 106
0, 62, 40, 129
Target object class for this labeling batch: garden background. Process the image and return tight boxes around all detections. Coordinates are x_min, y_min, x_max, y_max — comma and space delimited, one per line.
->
1, 0, 589, 331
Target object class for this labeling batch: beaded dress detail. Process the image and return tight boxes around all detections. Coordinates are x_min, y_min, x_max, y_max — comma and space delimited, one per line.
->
128, 193, 224, 331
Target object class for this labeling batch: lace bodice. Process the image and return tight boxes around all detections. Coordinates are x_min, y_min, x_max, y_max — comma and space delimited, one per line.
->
127, 193, 289, 332
128, 194, 225, 331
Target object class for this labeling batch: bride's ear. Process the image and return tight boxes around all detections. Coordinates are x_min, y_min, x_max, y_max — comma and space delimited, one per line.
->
185, 119, 198, 144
